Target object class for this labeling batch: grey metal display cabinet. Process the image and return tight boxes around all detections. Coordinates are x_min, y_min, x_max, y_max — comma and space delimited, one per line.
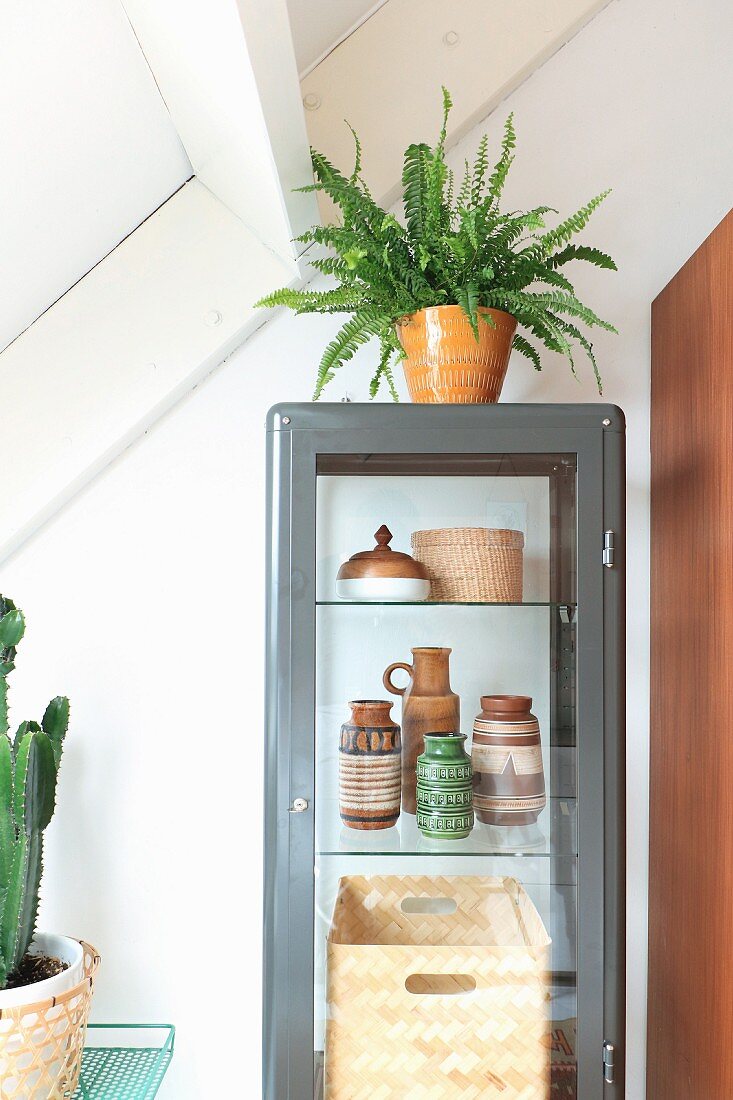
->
264, 403, 625, 1100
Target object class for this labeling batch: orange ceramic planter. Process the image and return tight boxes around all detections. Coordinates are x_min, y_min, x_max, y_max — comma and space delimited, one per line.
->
397, 305, 517, 404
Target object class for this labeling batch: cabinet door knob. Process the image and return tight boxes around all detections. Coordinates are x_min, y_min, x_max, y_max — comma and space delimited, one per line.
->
289, 798, 309, 813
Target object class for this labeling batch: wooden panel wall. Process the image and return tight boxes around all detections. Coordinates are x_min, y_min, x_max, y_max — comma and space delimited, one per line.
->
648, 209, 733, 1098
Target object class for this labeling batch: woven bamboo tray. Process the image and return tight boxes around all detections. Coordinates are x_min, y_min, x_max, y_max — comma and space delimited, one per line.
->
0, 940, 100, 1100
411, 527, 524, 602
326, 875, 551, 1099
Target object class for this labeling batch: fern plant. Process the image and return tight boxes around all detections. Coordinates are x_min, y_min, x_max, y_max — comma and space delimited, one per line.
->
256, 88, 617, 400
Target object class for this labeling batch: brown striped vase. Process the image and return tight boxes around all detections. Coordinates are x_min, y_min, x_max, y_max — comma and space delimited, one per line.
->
339, 700, 402, 830
472, 695, 546, 826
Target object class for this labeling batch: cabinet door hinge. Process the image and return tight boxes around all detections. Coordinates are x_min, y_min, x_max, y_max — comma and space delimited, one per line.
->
602, 530, 615, 568
602, 1041, 616, 1084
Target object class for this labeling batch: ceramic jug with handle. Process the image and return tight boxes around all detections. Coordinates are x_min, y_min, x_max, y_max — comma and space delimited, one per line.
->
383, 647, 460, 814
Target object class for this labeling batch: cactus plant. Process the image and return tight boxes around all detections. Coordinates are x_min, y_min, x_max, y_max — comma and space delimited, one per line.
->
0, 596, 69, 989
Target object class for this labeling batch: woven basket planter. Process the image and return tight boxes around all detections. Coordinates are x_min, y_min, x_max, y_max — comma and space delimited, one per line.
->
325, 876, 551, 1099
397, 305, 517, 404
411, 527, 524, 602
0, 940, 100, 1099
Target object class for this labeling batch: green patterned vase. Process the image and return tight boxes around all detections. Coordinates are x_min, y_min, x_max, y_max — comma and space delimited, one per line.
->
416, 733, 474, 839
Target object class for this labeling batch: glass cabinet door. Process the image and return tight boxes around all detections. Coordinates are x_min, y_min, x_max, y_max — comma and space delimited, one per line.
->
314, 454, 576, 1100
264, 406, 624, 1100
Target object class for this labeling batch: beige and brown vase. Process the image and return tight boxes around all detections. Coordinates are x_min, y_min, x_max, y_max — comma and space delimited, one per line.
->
339, 700, 401, 830
383, 647, 460, 814
472, 695, 546, 826
397, 305, 517, 403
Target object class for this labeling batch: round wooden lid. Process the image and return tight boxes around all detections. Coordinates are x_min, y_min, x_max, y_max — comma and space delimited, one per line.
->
337, 526, 429, 581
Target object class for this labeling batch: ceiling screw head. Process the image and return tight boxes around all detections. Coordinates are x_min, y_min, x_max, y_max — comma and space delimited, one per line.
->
282, 416, 291, 425
602, 417, 612, 427
204, 310, 222, 327
303, 93, 321, 111
444, 30, 460, 46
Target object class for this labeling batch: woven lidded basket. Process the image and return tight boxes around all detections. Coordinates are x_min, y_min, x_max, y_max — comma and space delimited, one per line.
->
0, 941, 100, 1099
411, 527, 524, 602
326, 875, 551, 1099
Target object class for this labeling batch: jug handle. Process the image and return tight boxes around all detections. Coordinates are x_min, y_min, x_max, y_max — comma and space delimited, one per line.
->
383, 662, 413, 696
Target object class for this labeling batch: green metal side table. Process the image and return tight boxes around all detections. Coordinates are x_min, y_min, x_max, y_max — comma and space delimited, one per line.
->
73, 1024, 175, 1099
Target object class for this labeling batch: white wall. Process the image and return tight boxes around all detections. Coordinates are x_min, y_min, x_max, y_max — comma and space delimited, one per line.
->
3, 0, 733, 1095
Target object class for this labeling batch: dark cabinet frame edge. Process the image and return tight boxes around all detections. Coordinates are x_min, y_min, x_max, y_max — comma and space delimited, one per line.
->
263, 403, 626, 1100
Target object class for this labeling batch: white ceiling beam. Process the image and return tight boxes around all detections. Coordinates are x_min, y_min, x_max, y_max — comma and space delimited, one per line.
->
0, 181, 294, 563
300, 0, 612, 214
1, 0, 318, 560
121, 0, 318, 264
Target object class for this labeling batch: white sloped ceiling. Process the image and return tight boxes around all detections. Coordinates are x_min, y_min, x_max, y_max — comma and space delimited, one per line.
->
286, 0, 384, 74
0, 0, 192, 352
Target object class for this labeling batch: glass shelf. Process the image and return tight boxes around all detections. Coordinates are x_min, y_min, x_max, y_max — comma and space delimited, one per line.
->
74, 1025, 175, 1099
317, 795, 576, 859
317, 600, 575, 608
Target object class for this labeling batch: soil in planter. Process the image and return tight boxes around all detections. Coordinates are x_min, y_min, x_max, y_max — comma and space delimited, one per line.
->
5, 952, 68, 990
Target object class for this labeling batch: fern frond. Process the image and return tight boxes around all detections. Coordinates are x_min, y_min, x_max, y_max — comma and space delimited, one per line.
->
539, 190, 611, 253
482, 208, 552, 260
549, 244, 617, 270
471, 134, 490, 204
402, 143, 431, 245
539, 313, 576, 370
306, 254, 344, 272
535, 267, 575, 293
384, 360, 399, 400
304, 287, 368, 312
528, 290, 618, 332
437, 86, 452, 159
551, 316, 603, 394
420, 87, 454, 254
254, 287, 362, 312
457, 160, 472, 209
445, 168, 454, 211
487, 114, 516, 205
308, 149, 396, 242
455, 283, 480, 340
254, 288, 306, 310
313, 309, 385, 399
369, 336, 400, 400
512, 334, 542, 371
484, 290, 570, 354
463, 210, 479, 250
346, 122, 362, 183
